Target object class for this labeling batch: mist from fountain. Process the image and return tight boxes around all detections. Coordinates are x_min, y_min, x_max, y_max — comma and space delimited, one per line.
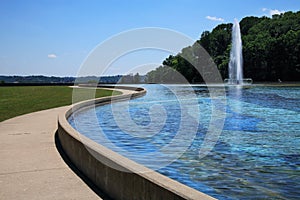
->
228, 19, 243, 85
224, 19, 253, 85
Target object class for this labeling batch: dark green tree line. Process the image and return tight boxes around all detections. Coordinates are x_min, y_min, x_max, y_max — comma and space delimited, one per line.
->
147, 11, 300, 83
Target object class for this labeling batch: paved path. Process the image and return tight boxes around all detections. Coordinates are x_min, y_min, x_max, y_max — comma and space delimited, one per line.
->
0, 106, 105, 200
0, 87, 142, 200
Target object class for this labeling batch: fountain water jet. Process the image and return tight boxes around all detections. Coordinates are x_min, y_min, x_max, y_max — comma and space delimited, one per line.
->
225, 19, 252, 85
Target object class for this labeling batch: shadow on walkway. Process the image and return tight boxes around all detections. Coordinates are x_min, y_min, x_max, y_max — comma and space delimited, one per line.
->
54, 131, 113, 200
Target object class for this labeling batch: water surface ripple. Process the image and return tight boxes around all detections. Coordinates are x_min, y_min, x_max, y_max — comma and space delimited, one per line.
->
69, 85, 300, 200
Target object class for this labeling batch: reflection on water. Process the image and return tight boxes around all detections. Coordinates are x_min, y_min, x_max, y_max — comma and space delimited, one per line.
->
69, 85, 300, 200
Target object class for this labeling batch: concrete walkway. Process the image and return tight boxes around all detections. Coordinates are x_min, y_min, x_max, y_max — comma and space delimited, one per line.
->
0, 106, 106, 200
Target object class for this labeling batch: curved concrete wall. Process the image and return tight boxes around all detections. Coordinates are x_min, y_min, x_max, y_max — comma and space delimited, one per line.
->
57, 86, 215, 200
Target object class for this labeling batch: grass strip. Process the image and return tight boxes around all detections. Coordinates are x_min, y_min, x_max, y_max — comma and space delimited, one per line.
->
0, 86, 121, 122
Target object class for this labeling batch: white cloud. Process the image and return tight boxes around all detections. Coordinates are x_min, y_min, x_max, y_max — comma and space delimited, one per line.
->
206, 16, 224, 22
270, 9, 285, 16
262, 8, 285, 16
47, 54, 57, 59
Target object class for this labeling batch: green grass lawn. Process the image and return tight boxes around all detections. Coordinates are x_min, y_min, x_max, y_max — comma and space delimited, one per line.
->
0, 86, 121, 122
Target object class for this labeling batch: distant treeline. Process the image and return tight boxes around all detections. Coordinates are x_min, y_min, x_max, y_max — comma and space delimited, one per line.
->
147, 11, 300, 83
0, 74, 146, 85
0, 75, 75, 84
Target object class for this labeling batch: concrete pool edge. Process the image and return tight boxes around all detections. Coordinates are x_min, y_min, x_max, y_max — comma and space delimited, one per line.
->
57, 86, 216, 200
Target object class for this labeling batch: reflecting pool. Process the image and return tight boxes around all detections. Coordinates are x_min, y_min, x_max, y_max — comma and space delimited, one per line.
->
69, 84, 300, 200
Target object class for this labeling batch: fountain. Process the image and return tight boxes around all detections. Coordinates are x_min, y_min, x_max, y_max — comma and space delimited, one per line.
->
225, 19, 252, 85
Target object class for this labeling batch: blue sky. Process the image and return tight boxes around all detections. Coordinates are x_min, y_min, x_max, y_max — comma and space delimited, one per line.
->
0, 0, 299, 76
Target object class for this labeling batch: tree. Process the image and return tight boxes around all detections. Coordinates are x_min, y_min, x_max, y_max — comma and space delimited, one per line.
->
133, 73, 140, 84
147, 11, 300, 82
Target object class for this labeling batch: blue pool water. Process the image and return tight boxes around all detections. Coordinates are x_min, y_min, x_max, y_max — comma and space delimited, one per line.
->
69, 85, 300, 199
